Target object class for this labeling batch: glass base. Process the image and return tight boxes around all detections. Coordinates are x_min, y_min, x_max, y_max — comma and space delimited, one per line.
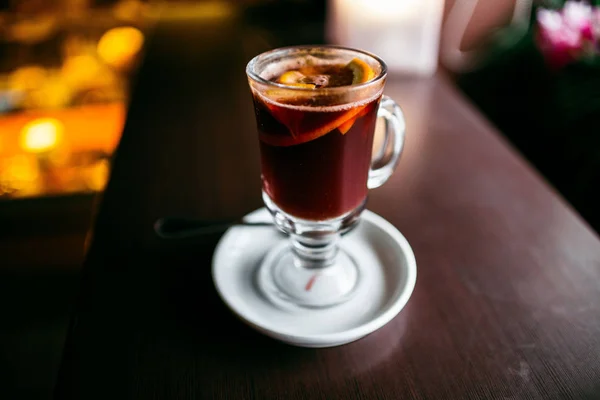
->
259, 191, 366, 309
258, 241, 360, 309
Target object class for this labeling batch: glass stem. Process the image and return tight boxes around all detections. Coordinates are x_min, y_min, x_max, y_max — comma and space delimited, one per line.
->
291, 233, 340, 270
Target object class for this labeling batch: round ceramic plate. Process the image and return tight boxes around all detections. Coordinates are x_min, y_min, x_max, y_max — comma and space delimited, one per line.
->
212, 208, 417, 348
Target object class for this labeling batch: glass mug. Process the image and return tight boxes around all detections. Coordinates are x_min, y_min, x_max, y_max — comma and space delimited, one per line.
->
246, 46, 405, 308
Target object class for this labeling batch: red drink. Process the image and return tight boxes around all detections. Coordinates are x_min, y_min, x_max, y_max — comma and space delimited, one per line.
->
246, 46, 405, 309
252, 62, 382, 220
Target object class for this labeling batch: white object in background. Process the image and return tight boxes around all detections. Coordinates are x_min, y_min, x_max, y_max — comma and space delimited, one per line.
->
327, 0, 445, 76
441, 0, 532, 73
212, 208, 417, 348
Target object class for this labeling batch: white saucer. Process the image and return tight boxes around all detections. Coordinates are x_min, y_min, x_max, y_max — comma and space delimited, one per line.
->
212, 208, 417, 348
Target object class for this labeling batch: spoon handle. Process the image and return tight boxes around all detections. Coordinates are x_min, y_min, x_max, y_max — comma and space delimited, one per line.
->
154, 217, 273, 239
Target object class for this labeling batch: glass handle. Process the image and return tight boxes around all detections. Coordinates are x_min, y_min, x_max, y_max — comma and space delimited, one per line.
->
368, 95, 406, 189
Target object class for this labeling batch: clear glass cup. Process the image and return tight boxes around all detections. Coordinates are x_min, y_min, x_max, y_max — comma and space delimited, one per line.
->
246, 46, 406, 308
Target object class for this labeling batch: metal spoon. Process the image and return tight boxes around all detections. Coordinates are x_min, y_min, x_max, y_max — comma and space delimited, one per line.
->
154, 216, 273, 239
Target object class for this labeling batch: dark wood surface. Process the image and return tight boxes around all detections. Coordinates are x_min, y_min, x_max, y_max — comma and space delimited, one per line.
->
0, 194, 94, 399
55, 14, 600, 400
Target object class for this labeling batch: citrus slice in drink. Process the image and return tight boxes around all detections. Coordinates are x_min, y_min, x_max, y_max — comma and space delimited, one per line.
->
346, 58, 375, 84
260, 59, 376, 144
264, 75, 315, 100
277, 70, 316, 89
278, 70, 303, 84
338, 105, 371, 134
336, 59, 376, 134
259, 102, 367, 147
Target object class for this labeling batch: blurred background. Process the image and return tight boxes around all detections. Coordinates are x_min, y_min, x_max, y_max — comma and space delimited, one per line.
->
0, 0, 148, 201
1, 0, 598, 398
0, 1, 149, 397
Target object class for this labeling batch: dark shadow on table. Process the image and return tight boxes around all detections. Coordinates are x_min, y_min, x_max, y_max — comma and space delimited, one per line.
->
0, 267, 81, 400
55, 230, 408, 398
0, 195, 92, 399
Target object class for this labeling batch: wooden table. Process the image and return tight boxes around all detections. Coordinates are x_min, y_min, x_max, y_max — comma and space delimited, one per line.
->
55, 15, 600, 400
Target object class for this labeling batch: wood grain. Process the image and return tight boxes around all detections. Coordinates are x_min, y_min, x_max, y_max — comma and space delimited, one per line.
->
55, 15, 600, 400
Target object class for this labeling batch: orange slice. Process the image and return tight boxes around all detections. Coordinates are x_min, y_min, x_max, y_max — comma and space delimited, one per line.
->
336, 59, 376, 134
277, 70, 316, 89
346, 58, 375, 84
338, 104, 371, 134
337, 117, 355, 135
260, 105, 366, 147
278, 70, 304, 84
260, 61, 375, 145
265, 75, 314, 100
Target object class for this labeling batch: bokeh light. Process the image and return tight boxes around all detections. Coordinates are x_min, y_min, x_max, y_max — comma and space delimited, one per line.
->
97, 26, 144, 69
1, 2, 145, 199
9, 66, 47, 92
0, 155, 41, 196
61, 54, 103, 88
85, 159, 110, 191
20, 118, 64, 153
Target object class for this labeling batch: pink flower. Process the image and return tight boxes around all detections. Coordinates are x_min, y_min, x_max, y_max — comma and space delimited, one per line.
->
562, 1, 594, 40
538, 9, 579, 44
538, 8, 563, 32
593, 8, 600, 42
535, 2, 599, 69
537, 8, 582, 68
